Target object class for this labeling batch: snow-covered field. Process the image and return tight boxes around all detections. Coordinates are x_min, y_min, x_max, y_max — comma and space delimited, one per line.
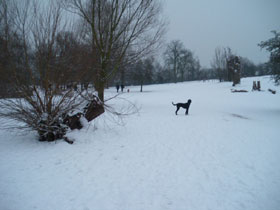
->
1, 76, 280, 210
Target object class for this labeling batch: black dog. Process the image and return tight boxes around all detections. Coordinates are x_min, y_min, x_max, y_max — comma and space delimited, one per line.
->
172, 99, 192, 115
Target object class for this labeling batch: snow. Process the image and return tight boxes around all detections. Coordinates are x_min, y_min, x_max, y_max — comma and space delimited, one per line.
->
1, 76, 280, 210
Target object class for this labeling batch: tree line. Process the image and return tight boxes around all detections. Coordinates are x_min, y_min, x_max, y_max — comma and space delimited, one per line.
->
121, 43, 271, 91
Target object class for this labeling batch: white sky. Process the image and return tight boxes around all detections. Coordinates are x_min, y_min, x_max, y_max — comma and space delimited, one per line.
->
163, 0, 280, 68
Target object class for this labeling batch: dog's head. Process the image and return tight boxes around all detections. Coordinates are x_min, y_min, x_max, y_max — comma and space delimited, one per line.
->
188, 99, 192, 104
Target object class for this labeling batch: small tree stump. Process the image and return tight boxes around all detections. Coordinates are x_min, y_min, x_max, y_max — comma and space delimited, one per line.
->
252, 81, 257, 91
84, 97, 105, 121
252, 81, 261, 91
63, 113, 83, 130
257, 81, 261, 91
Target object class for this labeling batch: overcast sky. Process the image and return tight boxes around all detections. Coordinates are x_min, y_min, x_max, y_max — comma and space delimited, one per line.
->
162, 0, 280, 68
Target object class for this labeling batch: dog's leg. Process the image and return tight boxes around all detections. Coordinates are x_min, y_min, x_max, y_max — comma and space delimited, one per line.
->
175, 106, 180, 115
185, 103, 190, 115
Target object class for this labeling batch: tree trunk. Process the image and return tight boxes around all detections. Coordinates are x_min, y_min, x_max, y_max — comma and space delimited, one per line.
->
140, 82, 143, 92
97, 86, 104, 102
95, 68, 106, 102
180, 70, 184, 82
218, 68, 222, 82
173, 65, 177, 83
84, 97, 104, 121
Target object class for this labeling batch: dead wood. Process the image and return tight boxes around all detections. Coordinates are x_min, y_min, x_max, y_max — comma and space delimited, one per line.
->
231, 89, 248, 93
268, 89, 276, 94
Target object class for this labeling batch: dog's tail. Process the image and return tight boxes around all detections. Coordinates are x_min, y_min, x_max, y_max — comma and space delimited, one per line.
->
172, 102, 176, 106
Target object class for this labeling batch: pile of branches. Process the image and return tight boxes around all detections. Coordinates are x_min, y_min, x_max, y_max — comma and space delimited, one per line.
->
39, 95, 104, 143
0, 87, 104, 144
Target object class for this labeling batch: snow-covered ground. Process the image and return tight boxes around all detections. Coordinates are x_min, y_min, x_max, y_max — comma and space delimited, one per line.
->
1, 76, 280, 210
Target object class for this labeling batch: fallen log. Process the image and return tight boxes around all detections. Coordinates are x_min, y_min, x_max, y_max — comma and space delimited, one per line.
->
63, 137, 74, 144
231, 89, 248, 93
268, 89, 276, 94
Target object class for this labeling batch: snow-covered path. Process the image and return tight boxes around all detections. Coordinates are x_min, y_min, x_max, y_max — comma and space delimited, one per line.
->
1, 76, 280, 210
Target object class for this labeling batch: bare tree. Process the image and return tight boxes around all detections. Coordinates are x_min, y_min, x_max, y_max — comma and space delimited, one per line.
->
177, 49, 191, 82
163, 40, 184, 83
63, 0, 166, 101
164, 40, 200, 82
211, 47, 225, 82
211, 46, 233, 82
224, 47, 233, 81
128, 57, 155, 92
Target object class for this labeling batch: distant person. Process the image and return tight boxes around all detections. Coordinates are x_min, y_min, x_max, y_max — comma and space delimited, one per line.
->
116, 84, 120, 92
121, 84, 124, 92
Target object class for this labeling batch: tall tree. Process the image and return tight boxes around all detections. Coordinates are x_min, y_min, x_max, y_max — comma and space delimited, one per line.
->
211, 47, 225, 82
163, 40, 184, 83
64, 0, 166, 101
178, 49, 192, 82
211, 46, 232, 82
129, 57, 154, 92
240, 57, 256, 77
164, 40, 200, 82
259, 31, 280, 84
189, 56, 200, 81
